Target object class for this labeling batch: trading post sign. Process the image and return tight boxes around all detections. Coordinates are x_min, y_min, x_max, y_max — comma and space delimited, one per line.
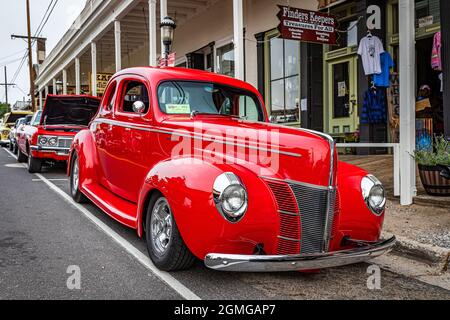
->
277, 5, 337, 45
96, 73, 113, 95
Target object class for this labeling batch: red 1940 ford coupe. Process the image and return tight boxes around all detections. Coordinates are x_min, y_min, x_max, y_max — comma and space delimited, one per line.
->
68, 67, 396, 272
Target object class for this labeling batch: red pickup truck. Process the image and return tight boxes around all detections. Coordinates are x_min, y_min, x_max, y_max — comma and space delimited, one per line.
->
17, 95, 100, 173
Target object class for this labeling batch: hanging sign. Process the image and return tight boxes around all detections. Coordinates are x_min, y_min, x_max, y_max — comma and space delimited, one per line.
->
277, 5, 337, 45
159, 52, 176, 67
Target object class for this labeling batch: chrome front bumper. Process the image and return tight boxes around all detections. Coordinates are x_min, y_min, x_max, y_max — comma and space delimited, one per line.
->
31, 145, 70, 154
204, 236, 396, 272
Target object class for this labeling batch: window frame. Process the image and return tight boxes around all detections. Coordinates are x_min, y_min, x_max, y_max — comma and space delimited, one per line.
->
102, 80, 117, 113
264, 30, 301, 123
115, 76, 152, 117
215, 42, 235, 77
156, 80, 265, 122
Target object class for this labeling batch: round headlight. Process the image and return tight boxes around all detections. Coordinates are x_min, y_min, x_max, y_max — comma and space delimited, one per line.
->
213, 173, 248, 222
48, 137, 58, 146
361, 175, 386, 216
222, 185, 247, 216
38, 136, 48, 146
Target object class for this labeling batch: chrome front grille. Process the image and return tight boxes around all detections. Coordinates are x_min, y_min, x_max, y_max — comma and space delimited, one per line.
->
266, 178, 337, 255
289, 183, 336, 254
58, 138, 73, 149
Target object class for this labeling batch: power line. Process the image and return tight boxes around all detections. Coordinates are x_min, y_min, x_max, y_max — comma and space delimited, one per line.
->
0, 49, 27, 62
0, 56, 26, 68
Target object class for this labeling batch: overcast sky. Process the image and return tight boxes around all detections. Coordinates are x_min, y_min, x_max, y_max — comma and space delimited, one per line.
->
0, 0, 86, 104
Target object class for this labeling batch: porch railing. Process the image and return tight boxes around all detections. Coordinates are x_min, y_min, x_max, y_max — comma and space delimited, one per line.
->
336, 143, 401, 199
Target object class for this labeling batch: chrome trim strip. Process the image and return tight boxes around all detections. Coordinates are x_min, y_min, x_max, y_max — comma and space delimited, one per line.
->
31, 146, 70, 152
261, 176, 331, 191
204, 236, 396, 272
278, 210, 299, 217
92, 118, 302, 158
277, 236, 301, 242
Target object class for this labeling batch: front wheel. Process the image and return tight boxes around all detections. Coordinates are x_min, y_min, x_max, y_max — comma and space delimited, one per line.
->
27, 152, 42, 173
17, 147, 27, 163
145, 194, 195, 271
69, 153, 88, 203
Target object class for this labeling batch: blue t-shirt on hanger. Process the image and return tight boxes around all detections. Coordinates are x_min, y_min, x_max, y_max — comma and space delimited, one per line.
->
373, 52, 394, 87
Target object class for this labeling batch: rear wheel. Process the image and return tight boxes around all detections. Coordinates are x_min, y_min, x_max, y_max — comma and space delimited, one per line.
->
27, 152, 42, 173
17, 147, 27, 163
146, 193, 195, 271
69, 153, 88, 203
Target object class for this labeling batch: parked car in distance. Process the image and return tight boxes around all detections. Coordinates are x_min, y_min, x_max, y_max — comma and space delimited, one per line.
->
9, 116, 31, 154
0, 111, 34, 148
17, 95, 101, 173
69, 67, 396, 272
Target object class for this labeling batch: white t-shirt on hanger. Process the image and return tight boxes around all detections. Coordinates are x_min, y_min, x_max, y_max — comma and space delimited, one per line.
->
358, 35, 385, 75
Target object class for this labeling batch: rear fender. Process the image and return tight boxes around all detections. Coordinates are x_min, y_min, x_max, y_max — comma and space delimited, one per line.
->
69, 130, 99, 188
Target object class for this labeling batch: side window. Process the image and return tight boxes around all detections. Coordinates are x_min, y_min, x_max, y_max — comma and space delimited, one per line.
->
120, 81, 150, 114
239, 96, 260, 122
103, 81, 117, 111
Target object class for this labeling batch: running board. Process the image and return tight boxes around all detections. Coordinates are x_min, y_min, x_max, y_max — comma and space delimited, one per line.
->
82, 183, 138, 229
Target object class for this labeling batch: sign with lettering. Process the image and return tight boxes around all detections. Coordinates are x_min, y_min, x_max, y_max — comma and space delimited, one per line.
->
277, 5, 337, 45
96, 73, 113, 95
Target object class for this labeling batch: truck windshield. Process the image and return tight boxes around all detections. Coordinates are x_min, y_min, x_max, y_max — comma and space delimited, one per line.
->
157, 81, 264, 122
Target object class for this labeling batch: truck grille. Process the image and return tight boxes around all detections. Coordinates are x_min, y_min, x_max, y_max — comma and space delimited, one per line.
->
266, 179, 337, 255
58, 138, 73, 149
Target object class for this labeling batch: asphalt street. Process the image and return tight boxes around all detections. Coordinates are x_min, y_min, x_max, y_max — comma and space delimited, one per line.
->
0, 147, 449, 300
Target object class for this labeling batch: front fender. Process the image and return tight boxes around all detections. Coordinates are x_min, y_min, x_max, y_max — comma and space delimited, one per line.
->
137, 157, 280, 260
333, 161, 385, 249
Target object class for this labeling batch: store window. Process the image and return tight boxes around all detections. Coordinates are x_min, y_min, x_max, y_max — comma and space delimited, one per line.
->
391, 0, 440, 34
216, 43, 235, 77
268, 37, 300, 123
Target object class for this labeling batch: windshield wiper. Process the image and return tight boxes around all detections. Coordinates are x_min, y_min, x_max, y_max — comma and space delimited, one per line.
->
190, 110, 241, 119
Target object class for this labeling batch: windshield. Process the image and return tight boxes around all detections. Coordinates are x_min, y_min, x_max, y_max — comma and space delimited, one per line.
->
157, 81, 264, 121
32, 111, 42, 126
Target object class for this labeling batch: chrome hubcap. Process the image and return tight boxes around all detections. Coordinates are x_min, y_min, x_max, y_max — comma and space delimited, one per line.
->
150, 198, 172, 256
72, 159, 79, 192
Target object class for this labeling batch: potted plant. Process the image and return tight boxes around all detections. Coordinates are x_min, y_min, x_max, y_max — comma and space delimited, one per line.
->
413, 136, 450, 196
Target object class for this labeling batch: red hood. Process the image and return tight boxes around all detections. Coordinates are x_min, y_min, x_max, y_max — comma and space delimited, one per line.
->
160, 116, 336, 187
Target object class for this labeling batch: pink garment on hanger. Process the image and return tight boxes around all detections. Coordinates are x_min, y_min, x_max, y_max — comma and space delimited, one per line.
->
431, 31, 442, 71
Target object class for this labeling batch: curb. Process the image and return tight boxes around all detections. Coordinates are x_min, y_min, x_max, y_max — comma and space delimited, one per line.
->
381, 232, 450, 272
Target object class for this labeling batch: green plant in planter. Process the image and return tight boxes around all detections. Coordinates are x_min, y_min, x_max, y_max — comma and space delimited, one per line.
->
413, 136, 450, 166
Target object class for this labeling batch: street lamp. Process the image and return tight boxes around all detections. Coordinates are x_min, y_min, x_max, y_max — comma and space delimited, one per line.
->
160, 16, 176, 66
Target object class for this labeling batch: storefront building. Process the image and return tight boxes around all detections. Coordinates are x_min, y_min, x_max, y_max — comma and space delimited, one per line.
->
34, 0, 449, 204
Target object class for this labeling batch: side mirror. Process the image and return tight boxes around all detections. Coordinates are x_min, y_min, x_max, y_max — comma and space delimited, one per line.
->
132, 101, 146, 114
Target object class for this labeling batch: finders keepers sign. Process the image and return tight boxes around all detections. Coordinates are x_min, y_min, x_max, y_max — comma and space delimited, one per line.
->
277, 5, 337, 45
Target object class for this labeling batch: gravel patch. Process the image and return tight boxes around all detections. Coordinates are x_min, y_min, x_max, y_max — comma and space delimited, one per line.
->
416, 231, 450, 249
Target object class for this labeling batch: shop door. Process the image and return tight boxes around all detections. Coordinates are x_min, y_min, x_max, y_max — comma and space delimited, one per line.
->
326, 56, 359, 134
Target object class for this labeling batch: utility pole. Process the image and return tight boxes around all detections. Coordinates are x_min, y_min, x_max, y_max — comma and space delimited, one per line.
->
0, 66, 15, 110
4, 67, 8, 104
26, 0, 36, 112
